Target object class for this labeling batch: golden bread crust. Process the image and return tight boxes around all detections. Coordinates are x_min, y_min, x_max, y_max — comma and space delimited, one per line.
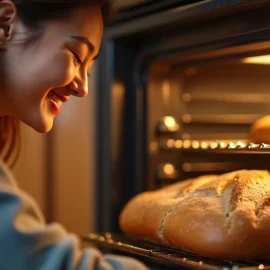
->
119, 170, 270, 259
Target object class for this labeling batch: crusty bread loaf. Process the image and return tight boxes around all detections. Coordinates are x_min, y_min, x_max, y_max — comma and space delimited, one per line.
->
119, 170, 270, 259
249, 115, 270, 144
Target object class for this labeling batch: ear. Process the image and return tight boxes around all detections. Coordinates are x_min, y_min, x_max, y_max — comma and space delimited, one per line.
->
0, 0, 17, 44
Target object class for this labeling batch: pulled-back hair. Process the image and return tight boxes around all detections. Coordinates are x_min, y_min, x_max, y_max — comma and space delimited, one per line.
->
0, 0, 110, 167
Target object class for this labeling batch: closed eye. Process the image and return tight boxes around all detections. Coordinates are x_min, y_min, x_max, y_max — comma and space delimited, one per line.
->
69, 49, 83, 65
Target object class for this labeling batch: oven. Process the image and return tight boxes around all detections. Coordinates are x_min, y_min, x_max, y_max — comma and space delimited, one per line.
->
83, 0, 270, 269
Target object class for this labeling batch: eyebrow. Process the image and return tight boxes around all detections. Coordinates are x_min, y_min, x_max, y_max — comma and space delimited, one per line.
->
70, 35, 99, 60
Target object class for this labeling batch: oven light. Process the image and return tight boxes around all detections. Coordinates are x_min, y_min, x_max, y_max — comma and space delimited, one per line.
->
156, 163, 179, 180
183, 140, 191, 148
175, 140, 183, 148
210, 142, 219, 149
228, 142, 236, 149
237, 141, 246, 148
182, 93, 192, 103
166, 139, 175, 148
219, 142, 227, 149
156, 116, 180, 134
258, 265, 265, 270
241, 55, 270, 65
164, 116, 176, 128
182, 163, 191, 172
164, 164, 174, 175
201, 141, 208, 149
182, 114, 192, 123
192, 141, 200, 149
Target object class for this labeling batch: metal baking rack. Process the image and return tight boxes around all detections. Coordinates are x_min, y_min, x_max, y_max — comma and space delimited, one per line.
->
82, 232, 270, 270
160, 139, 270, 154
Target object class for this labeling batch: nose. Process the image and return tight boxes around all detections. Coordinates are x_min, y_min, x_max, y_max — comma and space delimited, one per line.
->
67, 73, 88, 97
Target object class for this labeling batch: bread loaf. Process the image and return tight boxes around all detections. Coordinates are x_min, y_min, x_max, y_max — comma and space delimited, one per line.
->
249, 115, 270, 144
119, 170, 270, 259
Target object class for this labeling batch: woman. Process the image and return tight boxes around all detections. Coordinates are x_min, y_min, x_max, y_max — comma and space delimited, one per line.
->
0, 0, 148, 269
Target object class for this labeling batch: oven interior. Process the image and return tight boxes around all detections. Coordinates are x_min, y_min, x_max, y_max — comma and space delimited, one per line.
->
89, 1, 270, 269
148, 45, 270, 190
88, 47, 270, 270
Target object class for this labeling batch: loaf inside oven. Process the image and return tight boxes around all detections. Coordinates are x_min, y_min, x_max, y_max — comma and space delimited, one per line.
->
119, 170, 270, 259
249, 115, 270, 144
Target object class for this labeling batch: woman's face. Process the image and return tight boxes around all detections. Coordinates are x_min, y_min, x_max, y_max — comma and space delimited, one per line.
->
1, 5, 103, 132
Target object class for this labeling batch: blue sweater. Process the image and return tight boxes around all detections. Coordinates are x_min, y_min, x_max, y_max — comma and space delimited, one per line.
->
0, 160, 148, 270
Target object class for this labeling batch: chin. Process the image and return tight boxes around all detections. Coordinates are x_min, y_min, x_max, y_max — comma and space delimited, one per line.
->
23, 115, 54, 133
33, 123, 53, 133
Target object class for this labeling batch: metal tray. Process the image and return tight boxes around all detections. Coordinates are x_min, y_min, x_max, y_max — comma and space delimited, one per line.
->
81, 232, 270, 270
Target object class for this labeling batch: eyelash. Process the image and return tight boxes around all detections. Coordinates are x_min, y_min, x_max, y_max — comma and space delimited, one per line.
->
70, 50, 83, 66
69, 49, 91, 77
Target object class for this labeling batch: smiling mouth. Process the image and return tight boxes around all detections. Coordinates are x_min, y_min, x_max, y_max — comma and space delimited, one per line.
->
48, 92, 63, 107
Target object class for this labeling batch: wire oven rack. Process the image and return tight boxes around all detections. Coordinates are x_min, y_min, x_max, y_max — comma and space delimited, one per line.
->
82, 232, 270, 270
161, 139, 270, 154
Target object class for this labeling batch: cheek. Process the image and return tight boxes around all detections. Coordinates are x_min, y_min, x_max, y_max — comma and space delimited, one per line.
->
43, 52, 75, 87
7, 48, 74, 88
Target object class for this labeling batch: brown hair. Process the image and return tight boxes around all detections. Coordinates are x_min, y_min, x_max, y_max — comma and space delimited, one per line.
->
0, 0, 110, 167
0, 117, 20, 168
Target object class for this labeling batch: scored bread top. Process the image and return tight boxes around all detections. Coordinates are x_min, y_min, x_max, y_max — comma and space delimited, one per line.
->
119, 170, 270, 259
